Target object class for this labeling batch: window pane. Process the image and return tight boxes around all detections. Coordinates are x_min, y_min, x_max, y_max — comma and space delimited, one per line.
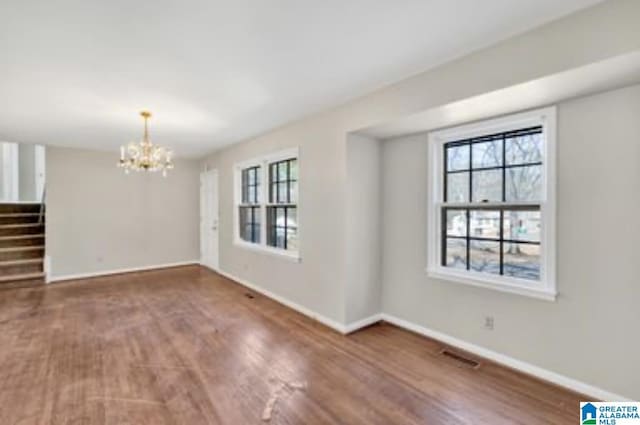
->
277, 182, 288, 203
275, 227, 286, 249
248, 186, 256, 204
503, 243, 540, 280
446, 144, 469, 171
239, 207, 260, 242
446, 209, 467, 237
244, 224, 260, 243
248, 168, 255, 185
270, 183, 278, 203
275, 206, 285, 227
472, 169, 502, 202
506, 132, 542, 165
445, 238, 467, 270
286, 227, 298, 251
289, 159, 298, 180
289, 181, 298, 204
503, 210, 540, 243
287, 207, 297, 229
278, 162, 289, 181
241, 183, 248, 204
470, 210, 500, 239
472, 139, 502, 169
267, 207, 285, 249
506, 165, 542, 202
266, 207, 276, 247
242, 224, 252, 242
269, 163, 277, 183
446, 172, 469, 202
239, 207, 249, 226
253, 224, 261, 243
470, 240, 500, 275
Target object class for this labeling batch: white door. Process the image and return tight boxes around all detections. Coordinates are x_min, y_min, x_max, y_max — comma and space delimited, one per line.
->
200, 169, 219, 270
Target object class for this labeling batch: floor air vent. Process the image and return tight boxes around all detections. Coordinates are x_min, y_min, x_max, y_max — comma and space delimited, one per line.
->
439, 348, 481, 369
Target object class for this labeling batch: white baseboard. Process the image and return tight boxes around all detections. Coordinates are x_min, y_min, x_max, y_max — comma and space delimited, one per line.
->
343, 314, 383, 334
380, 313, 632, 402
213, 267, 350, 333
47, 260, 200, 283
187, 266, 633, 401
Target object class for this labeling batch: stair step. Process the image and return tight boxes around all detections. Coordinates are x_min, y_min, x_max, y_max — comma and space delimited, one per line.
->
0, 258, 43, 275
0, 234, 45, 248
0, 213, 42, 225
0, 272, 46, 287
0, 246, 45, 261
0, 246, 45, 252
0, 223, 45, 237
0, 204, 41, 214
0, 258, 42, 266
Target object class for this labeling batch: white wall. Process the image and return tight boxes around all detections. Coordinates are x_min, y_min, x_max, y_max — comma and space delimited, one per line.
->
202, 117, 349, 324
345, 133, 383, 323
381, 84, 640, 401
46, 146, 200, 278
202, 0, 640, 327
199, 0, 640, 400
18, 143, 37, 202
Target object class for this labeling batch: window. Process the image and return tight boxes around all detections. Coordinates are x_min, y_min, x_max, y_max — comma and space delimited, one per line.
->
234, 148, 300, 261
267, 159, 298, 251
239, 166, 261, 243
427, 108, 556, 300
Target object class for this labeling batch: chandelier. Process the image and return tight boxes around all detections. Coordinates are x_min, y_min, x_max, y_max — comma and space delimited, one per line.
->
118, 111, 174, 176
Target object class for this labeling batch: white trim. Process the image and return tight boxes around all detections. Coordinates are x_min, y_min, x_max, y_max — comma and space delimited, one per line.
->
380, 313, 633, 402
35, 145, 45, 202
343, 313, 383, 334
47, 260, 200, 283
427, 267, 557, 301
426, 106, 557, 300
215, 267, 382, 333
233, 147, 301, 261
214, 267, 346, 333
44, 255, 52, 283
234, 239, 301, 262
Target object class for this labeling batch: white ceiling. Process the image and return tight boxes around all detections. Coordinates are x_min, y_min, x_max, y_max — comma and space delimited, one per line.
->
0, 0, 603, 158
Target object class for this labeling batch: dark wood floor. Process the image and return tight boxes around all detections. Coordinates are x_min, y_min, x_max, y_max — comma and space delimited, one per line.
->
0, 265, 584, 424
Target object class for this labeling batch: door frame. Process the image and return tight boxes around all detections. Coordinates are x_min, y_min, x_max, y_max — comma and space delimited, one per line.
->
200, 169, 219, 271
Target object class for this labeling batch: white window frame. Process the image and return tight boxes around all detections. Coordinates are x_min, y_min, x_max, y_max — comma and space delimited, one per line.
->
426, 107, 557, 301
233, 147, 300, 262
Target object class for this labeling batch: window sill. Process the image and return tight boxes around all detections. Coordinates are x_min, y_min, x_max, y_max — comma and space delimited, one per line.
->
425, 267, 556, 301
234, 239, 301, 263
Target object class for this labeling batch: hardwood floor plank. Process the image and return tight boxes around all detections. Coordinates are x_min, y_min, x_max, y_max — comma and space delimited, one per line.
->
0, 265, 586, 424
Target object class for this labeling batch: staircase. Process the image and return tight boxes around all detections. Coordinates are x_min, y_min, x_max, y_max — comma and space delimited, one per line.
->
0, 203, 45, 288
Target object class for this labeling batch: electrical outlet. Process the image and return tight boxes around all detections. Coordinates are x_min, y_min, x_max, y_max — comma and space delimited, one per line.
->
484, 316, 495, 330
